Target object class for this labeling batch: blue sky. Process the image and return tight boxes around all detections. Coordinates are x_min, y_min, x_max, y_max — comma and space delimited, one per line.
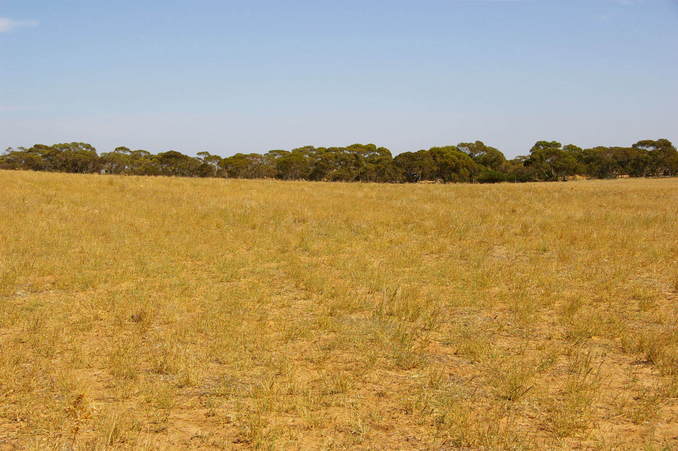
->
1, 0, 677, 157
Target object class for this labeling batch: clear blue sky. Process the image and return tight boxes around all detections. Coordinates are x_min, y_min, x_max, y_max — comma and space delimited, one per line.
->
1, 0, 677, 158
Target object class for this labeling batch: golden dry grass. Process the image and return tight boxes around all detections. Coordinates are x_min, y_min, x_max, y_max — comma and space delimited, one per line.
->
1, 170, 677, 450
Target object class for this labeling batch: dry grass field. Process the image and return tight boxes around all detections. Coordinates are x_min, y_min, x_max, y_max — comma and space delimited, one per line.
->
0, 170, 677, 450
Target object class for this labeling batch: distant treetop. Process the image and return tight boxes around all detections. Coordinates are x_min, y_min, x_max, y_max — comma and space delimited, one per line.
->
2, 139, 676, 183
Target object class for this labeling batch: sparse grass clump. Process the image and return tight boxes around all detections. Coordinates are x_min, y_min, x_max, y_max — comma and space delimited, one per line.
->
0, 171, 677, 448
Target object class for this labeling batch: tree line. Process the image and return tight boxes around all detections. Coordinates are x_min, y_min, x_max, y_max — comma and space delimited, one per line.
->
1, 139, 676, 183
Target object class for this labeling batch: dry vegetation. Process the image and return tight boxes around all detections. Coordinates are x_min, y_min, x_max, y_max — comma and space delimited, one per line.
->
1, 170, 677, 450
